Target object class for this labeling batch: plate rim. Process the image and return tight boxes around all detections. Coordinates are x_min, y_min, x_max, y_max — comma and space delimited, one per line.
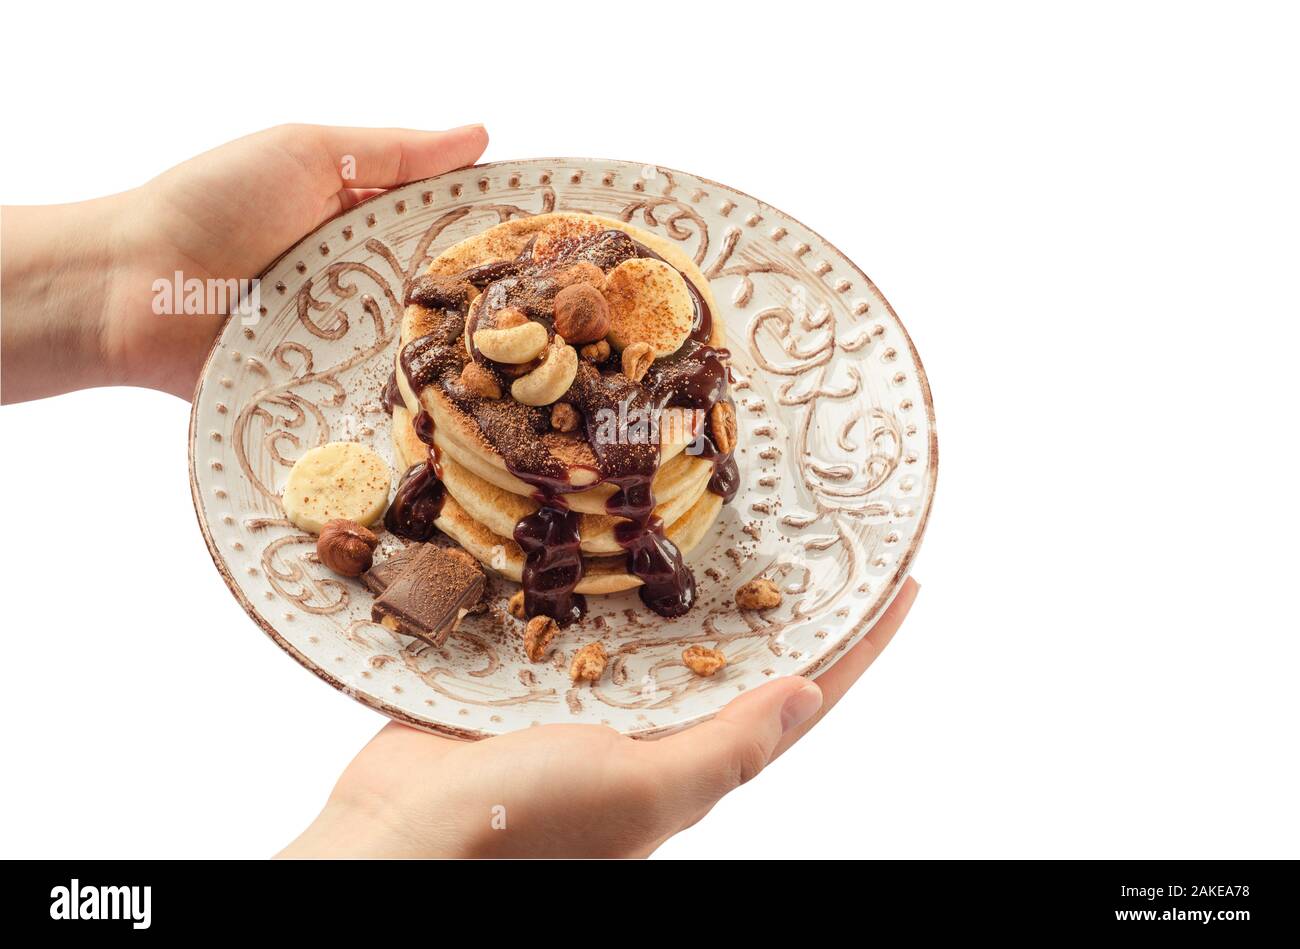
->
187, 156, 939, 740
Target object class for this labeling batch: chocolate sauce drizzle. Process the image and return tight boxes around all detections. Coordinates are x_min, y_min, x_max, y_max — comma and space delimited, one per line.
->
380, 370, 401, 415
384, 462, 444, 541
514, 504, 587, 625
383, 410, 445, 541
393, 228, 739, 621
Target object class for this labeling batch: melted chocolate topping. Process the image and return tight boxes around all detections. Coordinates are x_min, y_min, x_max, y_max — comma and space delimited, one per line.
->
384, 410, 446, 541
395, 228, 738, 619
381, 370, 401, 415
460, 258, 527, 288
514, 504, 587, 626
384, 461, 445, 541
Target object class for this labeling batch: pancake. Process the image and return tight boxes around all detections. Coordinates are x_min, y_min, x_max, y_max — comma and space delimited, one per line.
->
387, 212, 739, 620
392, 405, 713, 555
433, 491, 724, 594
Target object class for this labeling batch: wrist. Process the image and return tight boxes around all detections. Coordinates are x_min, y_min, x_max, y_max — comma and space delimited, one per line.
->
1, 196, 126, 402
277, 792, 485, 860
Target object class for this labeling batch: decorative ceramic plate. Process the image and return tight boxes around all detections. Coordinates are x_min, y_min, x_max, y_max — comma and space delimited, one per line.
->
189, 159, 937, 739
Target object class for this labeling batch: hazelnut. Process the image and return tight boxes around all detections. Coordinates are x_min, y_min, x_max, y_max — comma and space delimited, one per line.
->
460, 361, 502, 399
580, 339, 611, 363
524, 615, 558, 662
553, 284, 611, 344
508, 589, 526, 620
550, 402, 581, 433
682, 645, 727, 677
621, 341, 654, 383
736, 577, 782, 611
569, 641, 608, 683
492, 306, 530, 330
710, 400, 738, 453
317, 519, 379, 577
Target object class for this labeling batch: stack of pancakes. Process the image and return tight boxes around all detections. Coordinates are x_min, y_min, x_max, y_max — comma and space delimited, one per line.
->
389, 212, 732, 598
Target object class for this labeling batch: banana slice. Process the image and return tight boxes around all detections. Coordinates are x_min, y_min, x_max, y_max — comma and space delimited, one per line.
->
604, 257, 695, 357
282, 442, 391, 534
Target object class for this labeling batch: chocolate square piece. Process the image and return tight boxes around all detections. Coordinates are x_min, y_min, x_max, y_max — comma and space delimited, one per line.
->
360, 547, 420, 595
371, 545, 485, 646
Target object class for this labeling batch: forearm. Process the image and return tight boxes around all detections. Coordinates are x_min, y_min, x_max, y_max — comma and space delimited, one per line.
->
1, 198, 126, 403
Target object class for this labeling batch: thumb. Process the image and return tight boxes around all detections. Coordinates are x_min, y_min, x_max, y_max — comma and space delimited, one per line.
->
257, 123, 488, 204
650, 677, 823, 806
307, 123, 489, 190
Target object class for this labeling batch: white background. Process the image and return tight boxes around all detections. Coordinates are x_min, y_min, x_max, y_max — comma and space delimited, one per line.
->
2, 1, 1297, 859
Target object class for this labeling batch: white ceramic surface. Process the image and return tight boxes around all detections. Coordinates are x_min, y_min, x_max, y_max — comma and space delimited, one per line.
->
189, 159, 937, 738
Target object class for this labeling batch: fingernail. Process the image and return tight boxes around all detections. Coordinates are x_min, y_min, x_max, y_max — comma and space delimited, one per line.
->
780, 683, 823, 734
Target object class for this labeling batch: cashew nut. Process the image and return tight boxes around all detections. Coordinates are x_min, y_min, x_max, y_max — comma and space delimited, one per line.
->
511, 336, 578, 406
473, 319, 548, 364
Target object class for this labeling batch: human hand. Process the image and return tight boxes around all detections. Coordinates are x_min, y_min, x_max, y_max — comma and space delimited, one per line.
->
279, 577, 919, 858
1, 124, 488, 402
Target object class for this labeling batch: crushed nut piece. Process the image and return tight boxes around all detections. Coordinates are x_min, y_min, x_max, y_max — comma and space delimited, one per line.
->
580, 339, 611, 363
736, 578, 782, 610
460, 361, 502, 399
508, 590, 526, 620
683, 645, 727, 677
569, 641, 608, 682
550, 402, 581, 433
497, 359, 535, 379
621, 341, 654, 383
524, 615, 558, 662
710, 400, 738, 453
